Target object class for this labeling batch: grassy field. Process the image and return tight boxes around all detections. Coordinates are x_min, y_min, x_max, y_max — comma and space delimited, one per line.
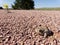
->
35, 8, 60, 10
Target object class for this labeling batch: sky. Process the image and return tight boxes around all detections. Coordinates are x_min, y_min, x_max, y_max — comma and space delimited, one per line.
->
0, 0, 60, 8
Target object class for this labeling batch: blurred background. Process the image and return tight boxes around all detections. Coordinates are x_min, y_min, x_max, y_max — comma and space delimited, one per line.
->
0, 0, 60, 10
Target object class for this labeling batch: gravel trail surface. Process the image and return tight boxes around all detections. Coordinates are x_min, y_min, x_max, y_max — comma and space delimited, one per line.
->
0, 10, 60, 45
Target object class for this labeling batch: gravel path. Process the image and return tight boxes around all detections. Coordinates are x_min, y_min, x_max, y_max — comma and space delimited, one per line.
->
0, 10, 60, 45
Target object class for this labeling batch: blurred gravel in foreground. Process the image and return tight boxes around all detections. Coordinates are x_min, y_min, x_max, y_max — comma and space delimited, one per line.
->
0, 10, 60, 45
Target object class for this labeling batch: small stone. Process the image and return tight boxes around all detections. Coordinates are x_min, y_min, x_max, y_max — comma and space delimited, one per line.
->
53, 39, 57, 45
0, 43, 3, 45
41, 43, 44, 45
19, 41, 24, 45
33, 25, 36, 28
4, 38, 8, 44
0, 35, 3, 38
58, 43, 60, 45
0, 27, 1, 29
58, 40, 60, 42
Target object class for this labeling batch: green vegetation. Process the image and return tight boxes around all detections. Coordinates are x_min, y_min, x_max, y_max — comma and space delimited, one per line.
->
12, 0, 34, 10
3, 4, 8, 9
3, 4, 9, 13
35, 8, 60, 10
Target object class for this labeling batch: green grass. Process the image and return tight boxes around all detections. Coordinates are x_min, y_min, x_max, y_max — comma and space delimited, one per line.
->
35, 8, 60, 10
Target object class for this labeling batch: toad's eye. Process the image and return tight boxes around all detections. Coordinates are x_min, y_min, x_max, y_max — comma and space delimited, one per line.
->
39, 30, 44, 33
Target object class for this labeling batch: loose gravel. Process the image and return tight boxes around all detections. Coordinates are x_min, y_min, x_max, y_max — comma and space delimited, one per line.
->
0, 10, 60, 45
